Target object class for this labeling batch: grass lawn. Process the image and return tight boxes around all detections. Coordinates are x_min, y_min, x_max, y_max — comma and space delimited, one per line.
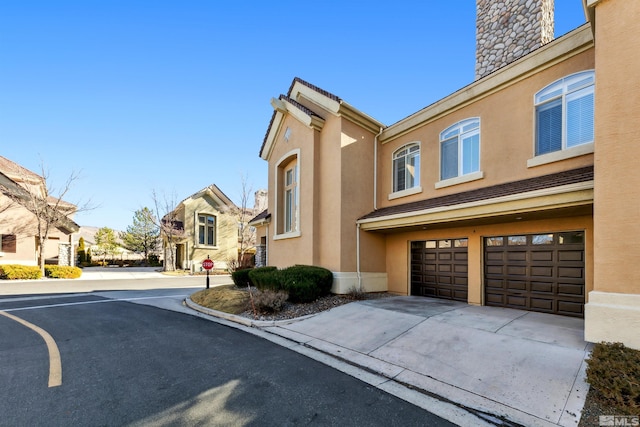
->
190, 285, 249, 314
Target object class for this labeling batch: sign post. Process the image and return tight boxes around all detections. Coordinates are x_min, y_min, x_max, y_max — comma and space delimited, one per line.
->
202, 256, 214, 289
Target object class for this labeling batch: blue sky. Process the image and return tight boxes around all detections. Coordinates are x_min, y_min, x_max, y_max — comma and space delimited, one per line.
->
0, 1, 587, 231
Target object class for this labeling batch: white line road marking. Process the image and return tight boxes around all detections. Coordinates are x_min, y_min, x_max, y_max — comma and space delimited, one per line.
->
2, 295, 191, 312
0, 311, 62, 387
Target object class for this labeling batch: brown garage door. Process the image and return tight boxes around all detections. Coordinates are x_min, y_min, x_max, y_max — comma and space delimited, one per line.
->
484, 231, 585, 317
411, 238, 468, 302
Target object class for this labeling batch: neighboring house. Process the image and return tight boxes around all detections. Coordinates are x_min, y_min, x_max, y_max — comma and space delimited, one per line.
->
0, 156, 79, 266
252, 0, 640, 349
75, 226, 148, 263
161, 184, 264, 272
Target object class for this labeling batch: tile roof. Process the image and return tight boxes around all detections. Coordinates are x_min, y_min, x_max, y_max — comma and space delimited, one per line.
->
249, 209, 270, 224
287, 77, 342, 102
359, 166, 594, 221
259, 77, 341, 158
0, 155, 42, 182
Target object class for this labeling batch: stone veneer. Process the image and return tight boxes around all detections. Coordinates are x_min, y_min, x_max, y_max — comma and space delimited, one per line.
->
476, 0, 554, 80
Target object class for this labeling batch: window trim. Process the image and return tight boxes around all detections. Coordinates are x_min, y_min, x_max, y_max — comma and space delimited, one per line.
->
532, 70, 595, 161
389, 142, 422, 199
274, 149, 301, 239
195, 213, 217, 248
437, 118, 482, 185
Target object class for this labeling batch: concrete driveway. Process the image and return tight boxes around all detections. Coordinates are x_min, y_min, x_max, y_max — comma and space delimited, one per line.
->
260, 297, 591, 427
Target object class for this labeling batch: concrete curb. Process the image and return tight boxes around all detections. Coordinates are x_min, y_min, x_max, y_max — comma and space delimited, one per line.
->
184, 297, 320, 328
183, 297, 498, 427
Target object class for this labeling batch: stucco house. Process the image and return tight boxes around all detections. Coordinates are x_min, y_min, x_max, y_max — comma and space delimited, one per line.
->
252, 0, 640, 349
0, 156, 79, 267
162, 184, 264, 272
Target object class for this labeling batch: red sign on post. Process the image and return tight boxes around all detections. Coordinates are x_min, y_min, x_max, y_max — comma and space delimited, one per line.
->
202, 259, 214, 270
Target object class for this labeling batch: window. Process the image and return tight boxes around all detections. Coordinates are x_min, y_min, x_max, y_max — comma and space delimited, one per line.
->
393, 143, 420, 192
1, 234, 16, 253
535, 71, 594, 156
275, 150, 300, 238
440, 118, 480, 180
198, 214, 216, 246
284, 165, 298, 233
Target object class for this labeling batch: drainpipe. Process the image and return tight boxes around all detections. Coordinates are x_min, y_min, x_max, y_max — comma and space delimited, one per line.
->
373, 126, 383, 211
358, 127, 383, 291
356, 223, 362, 291
266, 226, 269, 265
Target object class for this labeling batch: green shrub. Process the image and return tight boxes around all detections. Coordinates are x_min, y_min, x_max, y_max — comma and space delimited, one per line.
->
148, 254, 160, 266
248, 266, 280, 291
232, 268, 253, 288
0, 264, 42, 280
586, 342, 640, 411
252, 289, 288, 313
279, 265, 333, 303
45, 265, 83, 279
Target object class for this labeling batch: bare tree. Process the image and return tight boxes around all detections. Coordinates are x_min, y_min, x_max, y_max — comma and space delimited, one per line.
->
234, 173, 258, 269
151, 189, 182, 272
0, 162, 93, 274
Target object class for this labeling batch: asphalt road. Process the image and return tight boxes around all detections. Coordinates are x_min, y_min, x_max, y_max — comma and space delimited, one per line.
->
0, 287, 455, 426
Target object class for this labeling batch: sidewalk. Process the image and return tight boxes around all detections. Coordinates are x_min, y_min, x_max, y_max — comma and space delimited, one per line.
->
186, 296, 591, 427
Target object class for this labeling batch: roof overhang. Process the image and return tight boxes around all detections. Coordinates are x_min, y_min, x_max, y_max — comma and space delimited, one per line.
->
249, 213, 271, 227
260, 78, 385, 160
357, 181, 594, 232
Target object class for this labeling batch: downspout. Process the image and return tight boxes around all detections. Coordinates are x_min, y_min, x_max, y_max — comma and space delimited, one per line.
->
358, 127, 383, 291
266, 225, 269, 266
373, 126, 383, 210
356, 223, 362, 291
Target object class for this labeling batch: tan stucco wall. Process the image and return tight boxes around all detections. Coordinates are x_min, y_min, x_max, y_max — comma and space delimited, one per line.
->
264, 107, 387, 289
586, 0, 640, 349
376, 48, 595, 209
316, 114, 342, 270
339, 119, 386, 273
592, 0, 640, 295
382, 215, 593, 302
266, 115, 318, 268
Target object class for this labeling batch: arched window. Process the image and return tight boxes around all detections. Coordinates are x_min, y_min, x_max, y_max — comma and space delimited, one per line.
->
440, 118, 480, 181
535, 71, 594, 156
275, 149, 300, 237
393, 143, 420, 193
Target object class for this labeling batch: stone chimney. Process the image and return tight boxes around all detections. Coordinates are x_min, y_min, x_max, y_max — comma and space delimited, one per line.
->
254, 189, 268, 212
475, 0, 554, 80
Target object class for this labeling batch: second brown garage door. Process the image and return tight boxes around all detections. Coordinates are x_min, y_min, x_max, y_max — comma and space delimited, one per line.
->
484, 231, 585, 317
411, 238, 468, 302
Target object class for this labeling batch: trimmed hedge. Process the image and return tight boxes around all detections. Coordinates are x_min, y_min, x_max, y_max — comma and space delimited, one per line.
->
45, 265, 82, 279
231, 268, 253, 288
246, 265, 334, 303
0, 264, 42, 280
280, 265, 333, 303
248, 266, 279, 291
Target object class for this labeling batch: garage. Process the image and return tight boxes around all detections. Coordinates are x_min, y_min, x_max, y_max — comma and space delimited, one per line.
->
484, 231, 585, 317
411, 238, 468, 302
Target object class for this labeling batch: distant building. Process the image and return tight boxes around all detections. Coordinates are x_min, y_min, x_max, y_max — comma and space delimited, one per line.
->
0, 156, 79, 266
